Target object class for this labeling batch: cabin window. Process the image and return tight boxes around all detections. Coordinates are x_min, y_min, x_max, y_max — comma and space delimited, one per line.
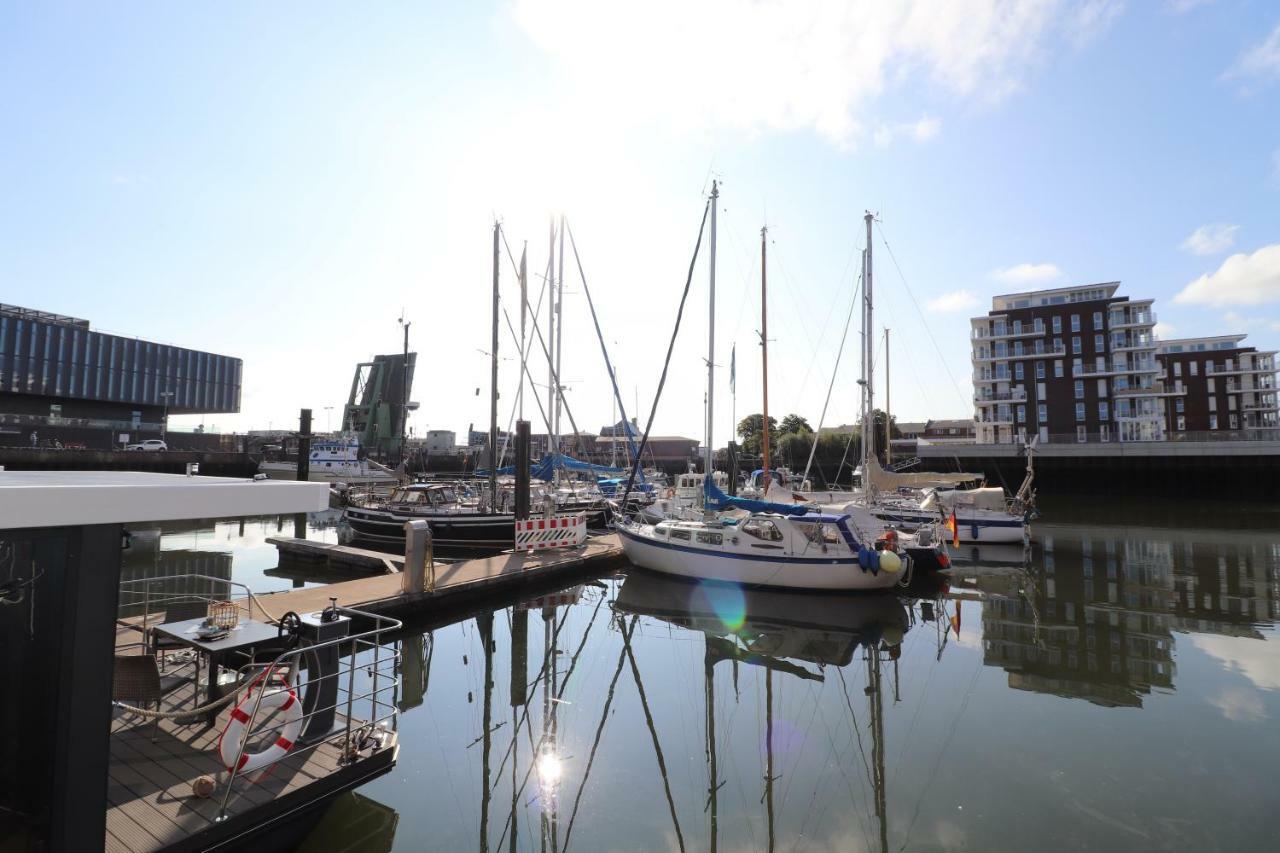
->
742, 520, 783, 541
696, 531, 722, 545
669, 529, 692, 541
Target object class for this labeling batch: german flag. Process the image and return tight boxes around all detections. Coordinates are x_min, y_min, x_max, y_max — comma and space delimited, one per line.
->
945, 510, 959, 548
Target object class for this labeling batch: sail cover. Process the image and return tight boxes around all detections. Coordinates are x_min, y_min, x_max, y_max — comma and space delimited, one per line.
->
704, 476, 811, 517
863, 460, 982, 493
478, 453, 624, 480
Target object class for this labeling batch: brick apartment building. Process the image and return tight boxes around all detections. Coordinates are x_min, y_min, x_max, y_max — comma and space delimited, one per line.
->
970, 283, 1278, 444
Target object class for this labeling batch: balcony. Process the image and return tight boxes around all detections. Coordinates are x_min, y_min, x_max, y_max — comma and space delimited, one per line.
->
1112, 336, 1157, 352
973, 325, 1044, 341
973, 373, 1012, 384
1113, 382, 1184, 397
1109, 311, 1157, 329
1244, 397, 1279, 412
975, 388, 1028, 404
1075, 362, 1160, 377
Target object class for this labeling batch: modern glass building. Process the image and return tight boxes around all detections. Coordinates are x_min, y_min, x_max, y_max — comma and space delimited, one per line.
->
0, 303, 241, 446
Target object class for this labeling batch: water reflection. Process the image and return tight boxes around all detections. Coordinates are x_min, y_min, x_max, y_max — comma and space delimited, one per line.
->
958, 522, 1280, 707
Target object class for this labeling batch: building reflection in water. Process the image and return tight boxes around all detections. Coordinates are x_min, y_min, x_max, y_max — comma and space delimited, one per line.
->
964, 523, 1280, 707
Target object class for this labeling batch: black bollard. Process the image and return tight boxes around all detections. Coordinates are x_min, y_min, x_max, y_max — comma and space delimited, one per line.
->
514, 419, 531, 521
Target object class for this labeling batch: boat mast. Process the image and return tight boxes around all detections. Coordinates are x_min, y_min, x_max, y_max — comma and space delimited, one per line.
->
555, 214, 566, 475
862, 212, 875, 491
760, 225, 771, 493
490, 221, 501, 511
519, 243, 528, 422
547, 220, 557, 475
705, 181, 718, 491
867, 644, 888, 853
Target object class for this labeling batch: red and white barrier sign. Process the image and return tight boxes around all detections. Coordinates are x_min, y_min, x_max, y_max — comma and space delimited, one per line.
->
515, 514, 587, 552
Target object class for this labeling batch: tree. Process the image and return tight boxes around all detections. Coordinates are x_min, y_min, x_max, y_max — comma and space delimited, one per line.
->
856, 409, 900, 463
779, 413, 813, 435
736, 413, 778, 458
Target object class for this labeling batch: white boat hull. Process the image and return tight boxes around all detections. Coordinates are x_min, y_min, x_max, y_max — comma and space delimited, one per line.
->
616, 522, 900, 592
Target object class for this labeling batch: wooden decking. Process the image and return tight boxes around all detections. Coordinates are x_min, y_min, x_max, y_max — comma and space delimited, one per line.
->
255, 533, 623, 620
108, 636, 396, 853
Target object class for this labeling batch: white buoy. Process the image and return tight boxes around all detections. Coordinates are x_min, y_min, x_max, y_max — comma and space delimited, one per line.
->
879, 550, 902, 573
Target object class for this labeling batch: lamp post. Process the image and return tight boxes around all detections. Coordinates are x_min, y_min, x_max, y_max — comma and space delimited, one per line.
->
159, 390, 174, 439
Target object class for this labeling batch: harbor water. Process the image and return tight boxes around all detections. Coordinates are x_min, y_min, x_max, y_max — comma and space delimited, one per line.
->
125, 498, 1280, 852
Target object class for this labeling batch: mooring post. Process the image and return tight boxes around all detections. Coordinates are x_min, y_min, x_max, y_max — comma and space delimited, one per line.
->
294, 408, 312, 539
515, 419, 531, 523
403, 520, 433, 595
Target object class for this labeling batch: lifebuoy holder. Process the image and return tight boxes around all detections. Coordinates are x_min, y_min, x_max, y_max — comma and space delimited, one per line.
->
218, 669, 305, 776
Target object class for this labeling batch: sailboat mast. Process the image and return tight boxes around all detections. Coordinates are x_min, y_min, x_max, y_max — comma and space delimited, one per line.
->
862, 212, 875, 479
519, 244, 528, 422
490, 221, 500, 510
760, 226, 771, 489
547, 221, 557, 472
555, 214, 566, 461
705, 181, 718, 484
867, 646, 888, 853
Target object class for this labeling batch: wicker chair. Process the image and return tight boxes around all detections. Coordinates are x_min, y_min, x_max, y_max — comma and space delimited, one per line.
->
150, 598, 210, 673
113, 654, 163, 740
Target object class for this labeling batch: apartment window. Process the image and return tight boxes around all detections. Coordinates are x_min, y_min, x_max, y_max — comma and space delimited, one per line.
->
1099, 401, 1109, 421
995, 342, 1008, 358
1099, 423, 1110, 442
1209, 414, 1219, 430
1074, 380, 1084, 399
1038, 403, 1047, 422
1226, 358, 1234, 371
1072, 337, 1082, 354
1176, 415, 1186, 431
1230, 414, 1239, 429
1208, 377, 1216, 393
1208, 397, 1217, 412
1054, 360, 1064, 378
1075, 403, 1086, 422
1015, 362, 1025, 380
1175, 379, 1184, 393
1229, 396, 1238, 411
1073, 358, 1083, 374
1036, 361, 1045, 379
1173, 362, 1182, 377
1077, 425, 1087, 442
1190, 361, 1198, 377
1012, 320, 1022, 335
1071, 314, 1081, 333
1093, 311, 1103, 330
1037, 382, 1046, 400
1034, 319, 1045, 334
1095, 334, 1105, 351
1098, 379, 1108, 397
1175, 398, 1185, 413
1052, 316, 1062, 334
1040, 426, 1049, 443
1017, 405, 1026, 422
1205, 361, 1215, 374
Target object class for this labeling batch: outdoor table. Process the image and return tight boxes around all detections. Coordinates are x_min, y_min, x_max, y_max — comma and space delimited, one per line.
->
150, 616, 284, 723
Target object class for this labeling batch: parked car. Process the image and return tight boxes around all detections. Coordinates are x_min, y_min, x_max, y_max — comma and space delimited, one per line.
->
126, 439, 168, 452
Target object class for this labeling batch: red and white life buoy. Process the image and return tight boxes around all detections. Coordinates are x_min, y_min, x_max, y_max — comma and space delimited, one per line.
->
218, 678, 304, 775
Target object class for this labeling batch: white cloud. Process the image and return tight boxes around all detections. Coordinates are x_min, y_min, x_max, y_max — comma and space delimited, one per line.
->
1191, 634, 1280, 690
873, 116, 942, 147
1153, 321, 1176, 338
1209, 687, 1267, 722
991, 262, 1065, 285
1174, 243, 1280, 306
1180, 223, 1238, 255
927, 289, 980, 312
513, 0, 1124, 147
1225, 20, 1280, 84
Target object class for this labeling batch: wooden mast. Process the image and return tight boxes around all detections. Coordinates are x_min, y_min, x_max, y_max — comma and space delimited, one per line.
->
760, 226, 771, 492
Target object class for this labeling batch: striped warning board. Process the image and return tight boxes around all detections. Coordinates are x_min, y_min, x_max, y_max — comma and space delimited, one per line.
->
514, 514, 587, 552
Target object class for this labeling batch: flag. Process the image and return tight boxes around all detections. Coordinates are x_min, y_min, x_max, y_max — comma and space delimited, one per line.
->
946, 510, 959, 548
729, 344, 736, 395
950, 601, 962, 638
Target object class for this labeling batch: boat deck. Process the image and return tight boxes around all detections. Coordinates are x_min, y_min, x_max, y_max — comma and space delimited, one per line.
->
108, 630, 396, 853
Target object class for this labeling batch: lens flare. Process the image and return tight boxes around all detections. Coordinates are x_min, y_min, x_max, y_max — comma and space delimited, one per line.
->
698, 581, 746, 632
536, 750, 563, 786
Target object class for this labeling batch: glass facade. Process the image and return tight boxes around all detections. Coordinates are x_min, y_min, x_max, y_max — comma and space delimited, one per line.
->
0, 311, 240, 413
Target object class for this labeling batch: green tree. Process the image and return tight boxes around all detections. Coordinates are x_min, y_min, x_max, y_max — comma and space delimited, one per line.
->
736, 413, 778, 458
779, 413, 813, 435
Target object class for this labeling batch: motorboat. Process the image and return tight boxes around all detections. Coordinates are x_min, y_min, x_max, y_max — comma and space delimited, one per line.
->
259, 436, 398, 484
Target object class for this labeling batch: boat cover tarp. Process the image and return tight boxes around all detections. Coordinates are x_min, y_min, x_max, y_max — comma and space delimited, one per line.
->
477, 453, 625, 480
864, 460, 981, 493
922, 486, 1008, 513
704, 477, 812, 517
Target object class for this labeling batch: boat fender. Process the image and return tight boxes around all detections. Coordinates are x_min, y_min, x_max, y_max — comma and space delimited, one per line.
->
857, 547, 878, 573
878, 550, 902, 573
218, 679, 304, 775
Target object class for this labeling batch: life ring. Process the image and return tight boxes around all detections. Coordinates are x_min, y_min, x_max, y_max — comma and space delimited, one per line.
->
218, 676, 304, 775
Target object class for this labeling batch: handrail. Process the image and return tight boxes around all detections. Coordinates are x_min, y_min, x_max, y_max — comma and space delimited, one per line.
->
118, 573, 265, 624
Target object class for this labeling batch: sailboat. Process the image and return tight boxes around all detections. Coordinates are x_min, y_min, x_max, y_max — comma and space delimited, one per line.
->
617, 189, 910, 592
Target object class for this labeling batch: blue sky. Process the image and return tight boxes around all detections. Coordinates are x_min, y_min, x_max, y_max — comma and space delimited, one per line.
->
3, 1, 1278, 442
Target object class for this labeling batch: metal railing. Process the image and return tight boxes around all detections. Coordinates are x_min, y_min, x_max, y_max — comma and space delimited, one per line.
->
118, 573, 266, 623
216, 603, 402, 822
979, 429, 1280, 445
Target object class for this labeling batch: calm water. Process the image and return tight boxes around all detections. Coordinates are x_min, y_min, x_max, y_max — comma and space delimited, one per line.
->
129, 500, 1280, 852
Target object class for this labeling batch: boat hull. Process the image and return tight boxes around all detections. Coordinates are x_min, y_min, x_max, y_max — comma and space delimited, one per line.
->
615, 523, 900, 592
871, 507, 1025, 543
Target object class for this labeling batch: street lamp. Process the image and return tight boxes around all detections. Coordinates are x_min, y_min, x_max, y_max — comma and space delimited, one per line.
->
159, 390, 175, 439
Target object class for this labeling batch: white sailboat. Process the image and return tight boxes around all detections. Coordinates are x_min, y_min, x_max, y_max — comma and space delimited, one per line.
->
618, 188, 908, 592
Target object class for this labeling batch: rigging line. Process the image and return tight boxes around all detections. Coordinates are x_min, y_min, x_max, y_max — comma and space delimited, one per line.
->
801, 269, 862, 487
875, 222, 971, 411
618, 193, 712, 509
836, 666, 877, 796
519, 267, 591, 460
770, 236, 849, 416
560, 617, 636, 852
622, 617, 688, 853
565, 221, 640, 466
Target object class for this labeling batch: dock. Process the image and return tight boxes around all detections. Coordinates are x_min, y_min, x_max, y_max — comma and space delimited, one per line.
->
259, 534, 624, 622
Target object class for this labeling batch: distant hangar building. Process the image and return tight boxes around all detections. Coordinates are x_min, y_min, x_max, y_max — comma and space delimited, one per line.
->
0, 303, 241, 448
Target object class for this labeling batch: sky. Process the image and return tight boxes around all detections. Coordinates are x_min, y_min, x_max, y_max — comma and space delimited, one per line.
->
3, 1, 1279, 445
